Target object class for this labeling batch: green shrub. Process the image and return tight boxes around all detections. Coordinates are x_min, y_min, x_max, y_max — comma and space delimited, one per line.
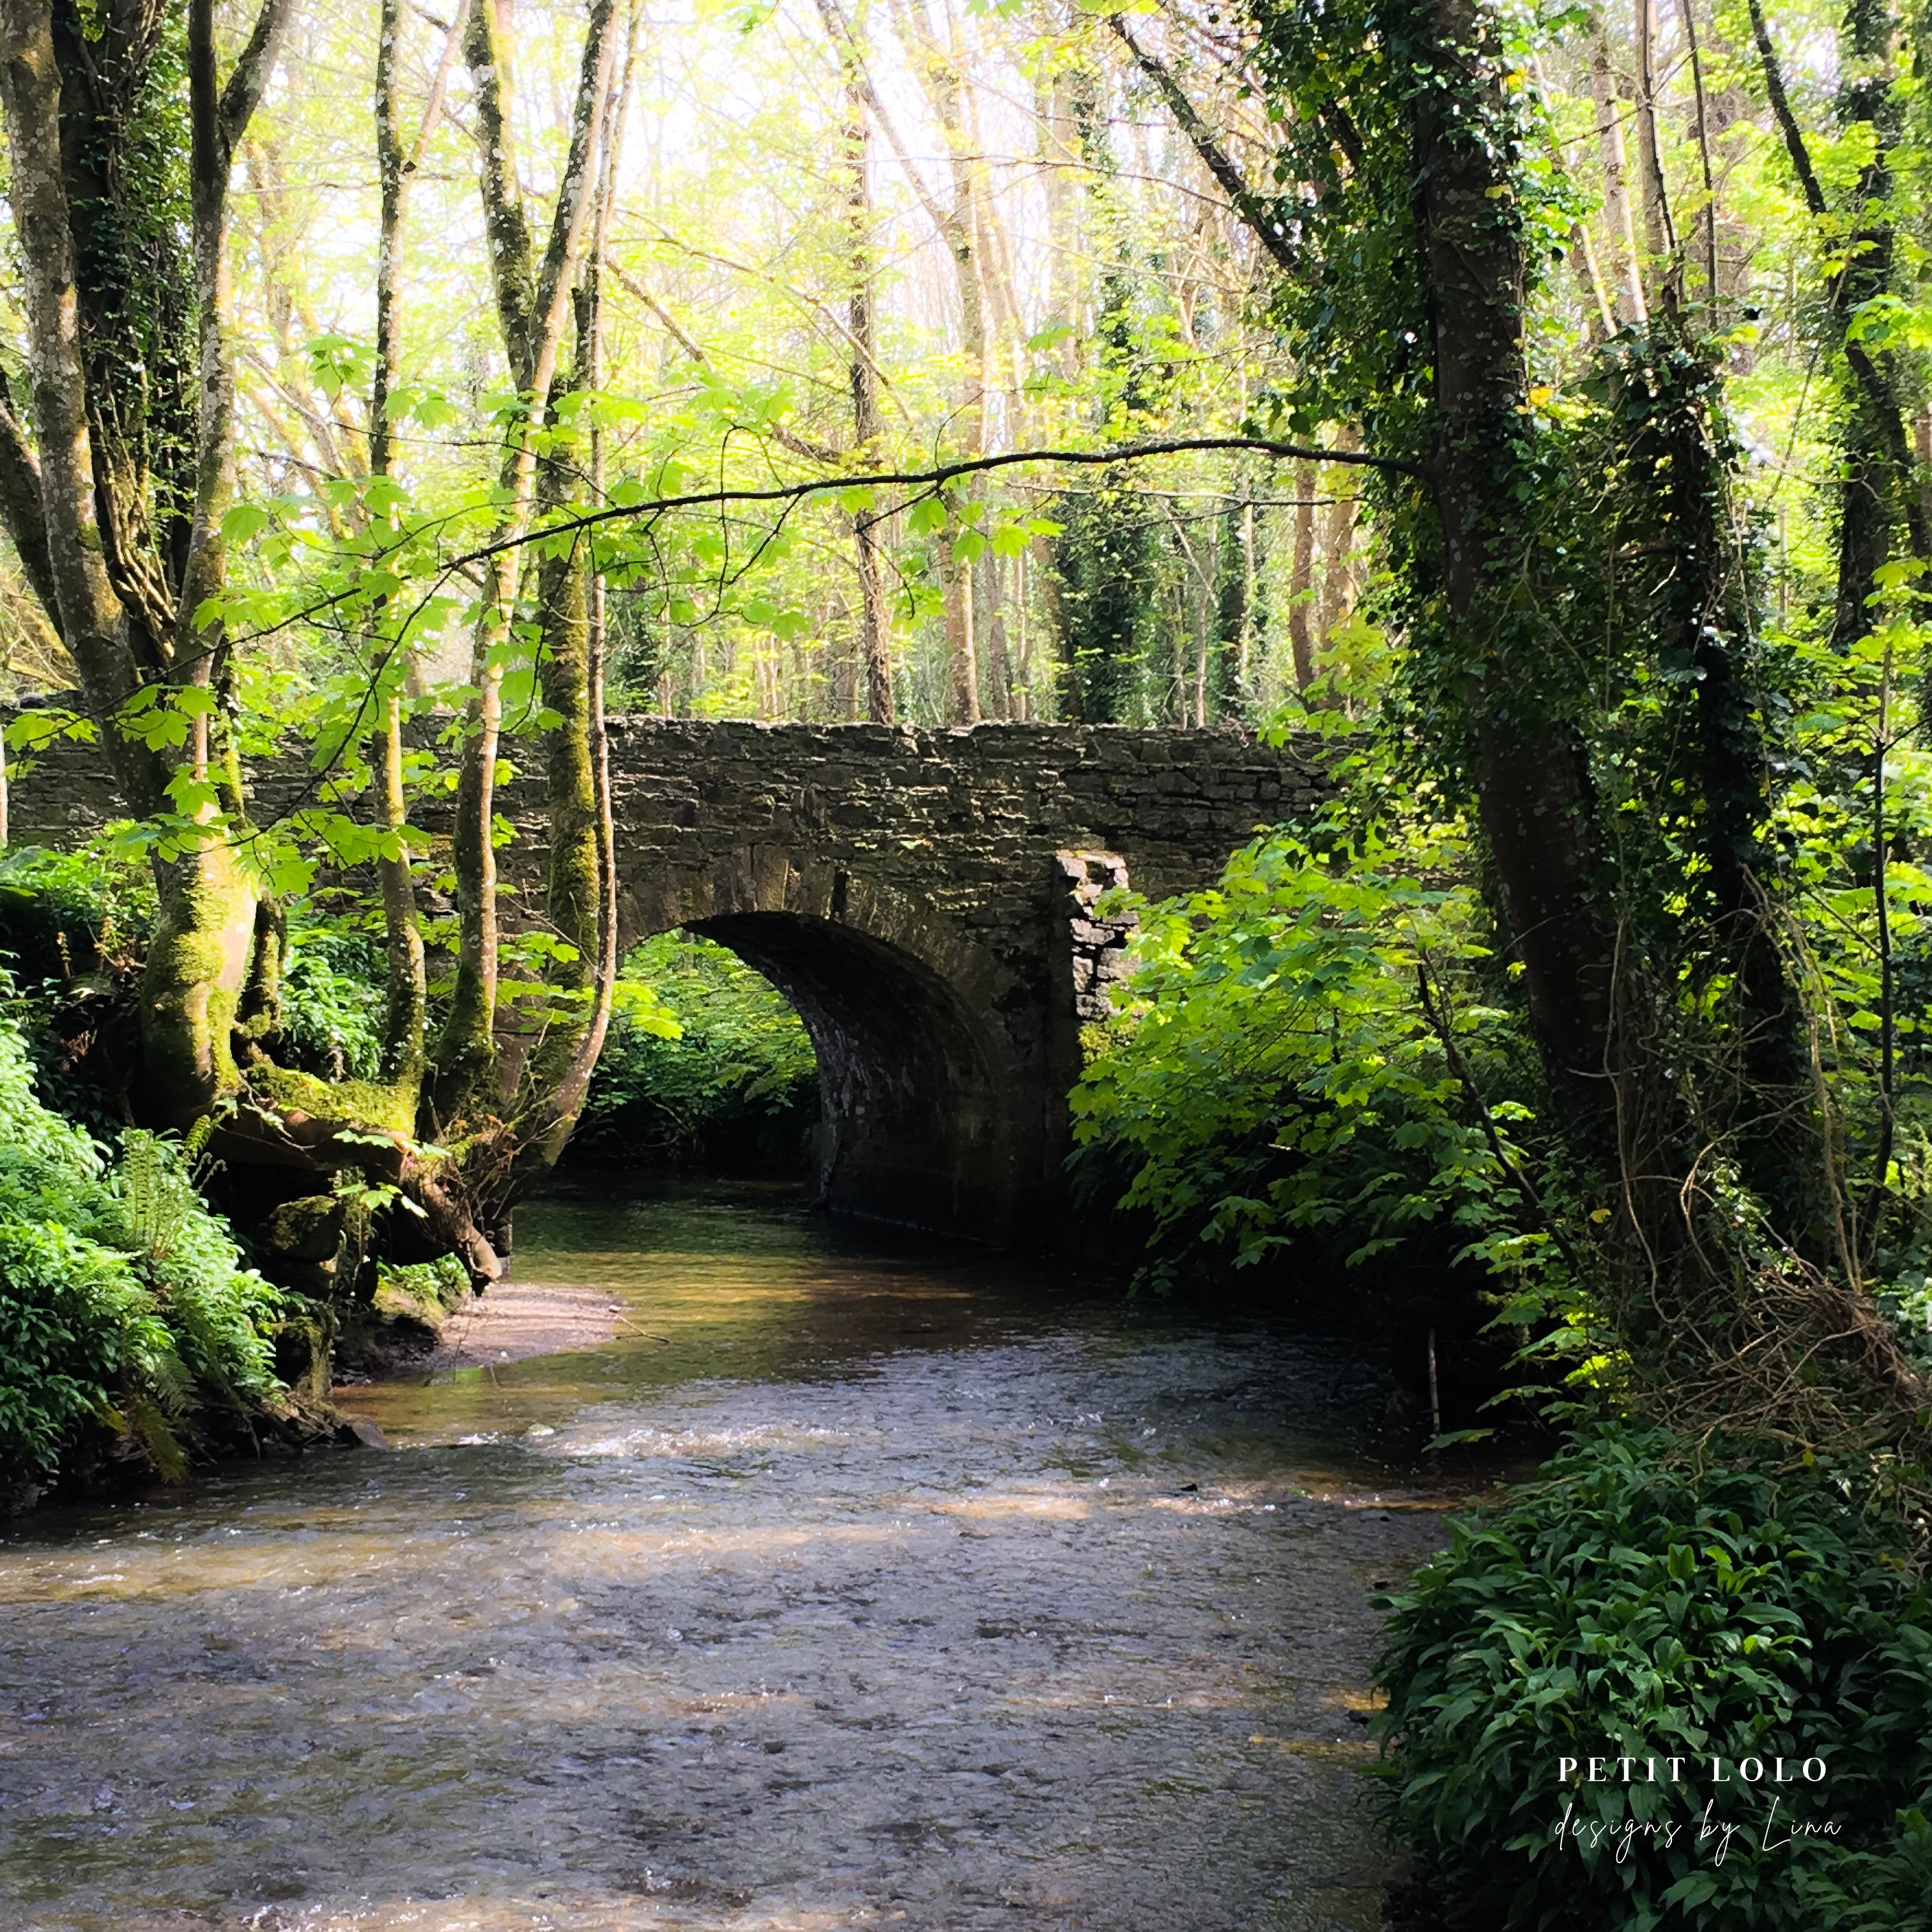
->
279, 924, 385, 1082
1065, 810, 1590, 1383
0, 839, 157, 1135
0, 1017, 285, 1493
1377, 1423, 1932, 1929
572, 932, 817, 1165
0, 838, 155, 978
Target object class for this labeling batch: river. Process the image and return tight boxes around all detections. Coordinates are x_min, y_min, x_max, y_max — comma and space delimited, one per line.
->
1, 1183, 1459, 1932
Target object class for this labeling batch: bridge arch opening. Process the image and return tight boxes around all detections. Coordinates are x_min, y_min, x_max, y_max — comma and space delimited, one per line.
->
682, 912, 1016, 1238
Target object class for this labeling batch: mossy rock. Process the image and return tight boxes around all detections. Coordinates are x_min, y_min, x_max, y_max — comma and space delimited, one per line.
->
371, 1280, 447, 1337
263, 1193, 346, 1264
272, 1316, 334, 1406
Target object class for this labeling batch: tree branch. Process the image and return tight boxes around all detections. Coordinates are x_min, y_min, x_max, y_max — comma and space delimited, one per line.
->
1110, 16, 1295, 273
222, 434, 1417, 656
218, 0, 297, 155
1745, 0, 1827, 218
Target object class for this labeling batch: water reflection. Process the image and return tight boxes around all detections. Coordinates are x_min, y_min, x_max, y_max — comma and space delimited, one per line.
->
1, 1183, 1453, 1931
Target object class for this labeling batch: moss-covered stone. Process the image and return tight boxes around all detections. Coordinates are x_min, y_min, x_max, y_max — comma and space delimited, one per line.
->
264, 1193, 346, 1264
245, 1063, 417, 1140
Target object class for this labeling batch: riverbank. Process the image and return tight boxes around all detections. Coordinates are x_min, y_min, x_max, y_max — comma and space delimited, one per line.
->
418, 1274, 624, 1370
332, 1266, 625, 1388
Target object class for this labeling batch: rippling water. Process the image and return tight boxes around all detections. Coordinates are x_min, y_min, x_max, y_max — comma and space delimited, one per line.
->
1, 1183, 1456, 1932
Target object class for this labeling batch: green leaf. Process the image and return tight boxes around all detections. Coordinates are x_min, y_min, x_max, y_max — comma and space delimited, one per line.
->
220, 503, 273, 546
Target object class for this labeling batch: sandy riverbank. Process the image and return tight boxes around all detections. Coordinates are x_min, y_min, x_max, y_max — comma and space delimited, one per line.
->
418, 1275, 626, 1369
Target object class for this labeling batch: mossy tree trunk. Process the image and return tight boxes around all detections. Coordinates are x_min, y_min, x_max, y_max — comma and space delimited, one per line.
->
0, 0, 292, 1129
431, 0, 618, 1127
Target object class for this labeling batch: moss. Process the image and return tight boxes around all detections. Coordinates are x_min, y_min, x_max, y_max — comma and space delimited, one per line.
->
370, 1279, 447, 1333
263, 1193, 345, 1264
139, 847, 258, 1126
271, 1314, 334, 1407
244, 1063, 417, 1138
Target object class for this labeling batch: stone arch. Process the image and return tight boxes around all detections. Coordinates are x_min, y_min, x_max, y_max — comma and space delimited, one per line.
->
618, 846, 1037, 1238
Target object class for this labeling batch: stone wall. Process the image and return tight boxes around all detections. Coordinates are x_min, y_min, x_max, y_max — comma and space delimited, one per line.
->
8, 718, 1333, 1241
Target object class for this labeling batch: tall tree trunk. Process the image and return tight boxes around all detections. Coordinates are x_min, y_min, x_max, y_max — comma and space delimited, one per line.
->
0, 0, 291, 1128
1590, 15, 1646, 324
371, 0, 466, 483
1830, 0, 1903, 652
1213, 494, 1250, 718
1632, 0, 1680, 302
1405, 0, 1619, 1133
516, 0, 637, 1176
1033, 530, 1080, 719
979, 551, 1011, 719
366, 0, 463, 1106
1316, 464, 1360, 653
1287, 460, 1318, 691
818, 0, 896, 723
943, 525, 981, 721
889, 0, 987, 722
436, 0, 618, 1119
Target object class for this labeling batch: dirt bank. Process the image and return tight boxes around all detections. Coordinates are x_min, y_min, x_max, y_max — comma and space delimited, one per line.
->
334, 1274, 625, 1389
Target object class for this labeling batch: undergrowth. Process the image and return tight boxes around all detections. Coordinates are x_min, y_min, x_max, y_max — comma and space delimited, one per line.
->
571, 932, 818, 1166
0, 1013, 289, 1499
1374, 1423, 1932, 1931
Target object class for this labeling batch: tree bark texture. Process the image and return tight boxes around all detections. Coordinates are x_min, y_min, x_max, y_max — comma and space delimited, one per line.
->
0, 0, 291, 1127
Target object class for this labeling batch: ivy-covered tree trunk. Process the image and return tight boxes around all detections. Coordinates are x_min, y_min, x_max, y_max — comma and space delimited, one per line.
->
0, 0, 291, 1130
433, 0, 617, 1123
1398, 0, 1619, 1137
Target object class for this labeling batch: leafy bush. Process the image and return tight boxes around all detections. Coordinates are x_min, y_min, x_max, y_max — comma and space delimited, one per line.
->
0, 838, 155, 979
571, 931, 818, 1165
279, 924, 385, 1082
1067, 808, 1582, 1330
0, 838, 157, 1136
1376, 1423, 1932, 1930
0, 1016, 286, 1494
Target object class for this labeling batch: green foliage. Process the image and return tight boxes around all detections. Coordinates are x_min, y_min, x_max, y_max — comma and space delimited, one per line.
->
0, 838, 157, 979
0, 1017, 284, 1491
0, 839, 157, 1137
1376, 1423, 1932, 1931
1069, 789, 1584, 1328
572, 932, 817, 1164
279, 924, 386, 1084
1049, 475, 1160, 723
376, 1252, 468, 1307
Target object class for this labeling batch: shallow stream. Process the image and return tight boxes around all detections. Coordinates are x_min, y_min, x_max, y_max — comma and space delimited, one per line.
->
1, 1184, 1457, 1932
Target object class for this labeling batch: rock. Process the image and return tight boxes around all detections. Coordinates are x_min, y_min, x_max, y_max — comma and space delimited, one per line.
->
264, 1194, 347, 1264
341, 1416, 389, 1449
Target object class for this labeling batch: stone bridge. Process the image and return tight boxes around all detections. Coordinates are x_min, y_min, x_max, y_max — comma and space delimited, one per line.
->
12, 720, 1330, 1243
